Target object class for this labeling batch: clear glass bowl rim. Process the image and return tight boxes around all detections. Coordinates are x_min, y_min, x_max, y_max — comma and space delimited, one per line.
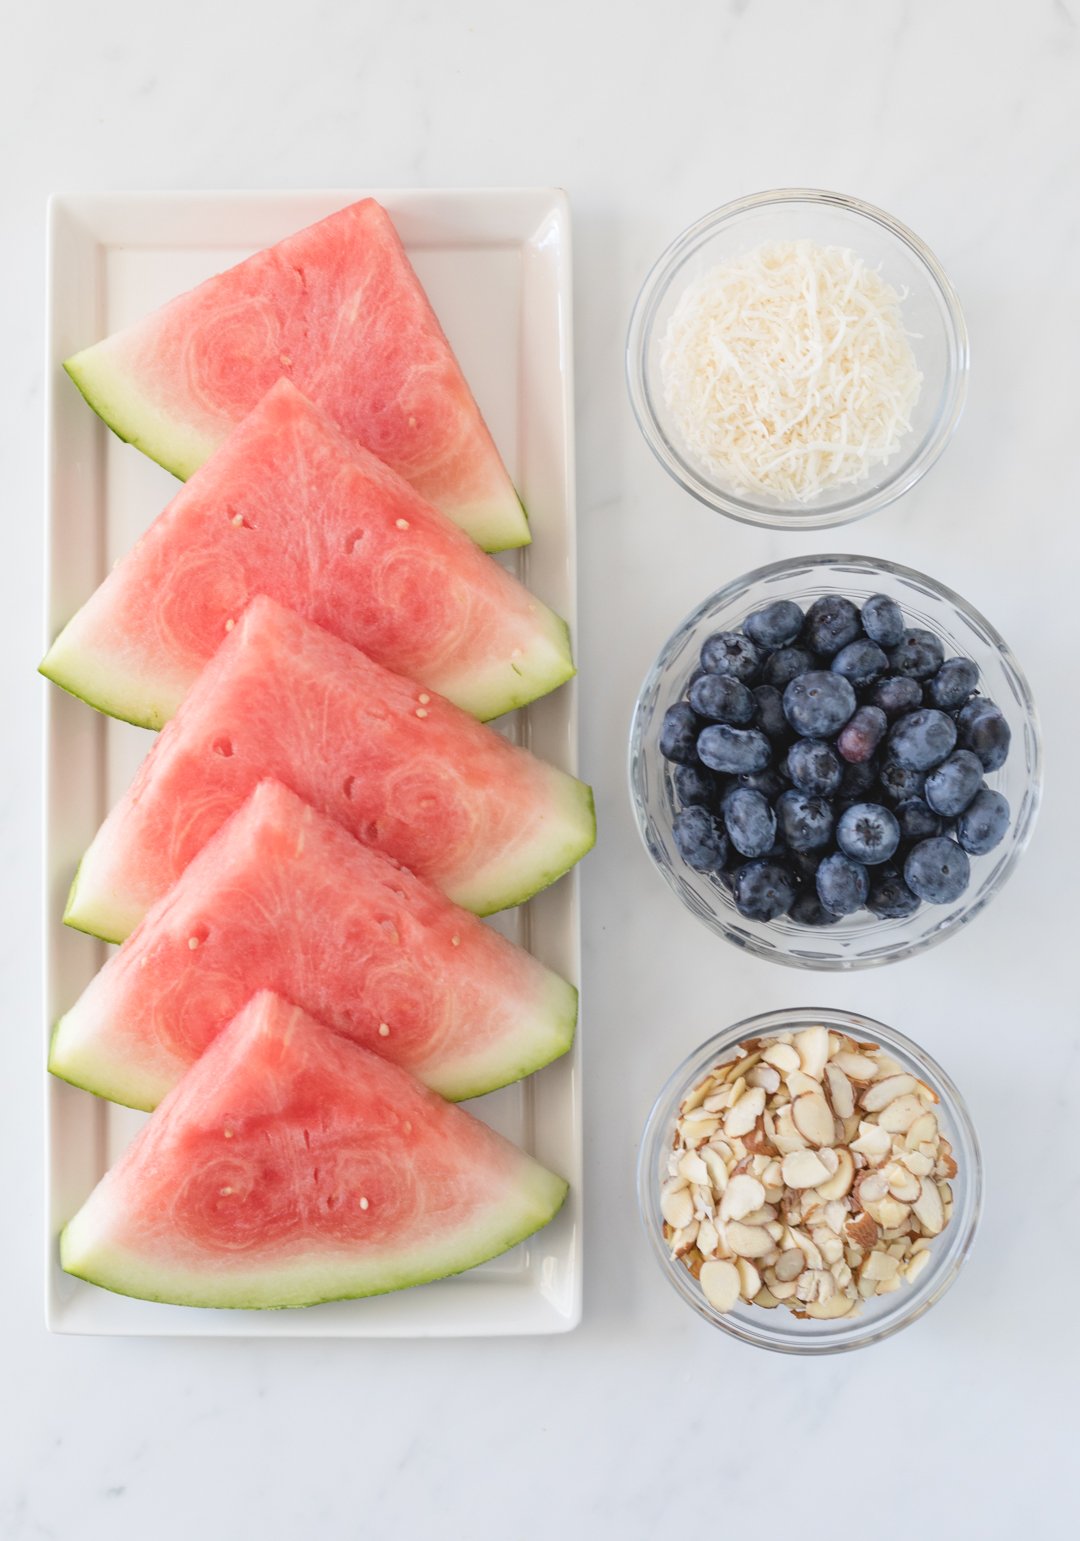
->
627, 552, 1043, 970
637, 1007, 983, 1355
626, 187, 971, 530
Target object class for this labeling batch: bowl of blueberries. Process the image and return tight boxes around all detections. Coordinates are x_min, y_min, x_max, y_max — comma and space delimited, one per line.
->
629, 555, 1041, 968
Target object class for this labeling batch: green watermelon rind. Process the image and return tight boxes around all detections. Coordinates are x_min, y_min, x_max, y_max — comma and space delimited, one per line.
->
59, 1163, 568, 1309
63, 351, 532, 555
48, 972, 579, 1111
38, 603, 576, 732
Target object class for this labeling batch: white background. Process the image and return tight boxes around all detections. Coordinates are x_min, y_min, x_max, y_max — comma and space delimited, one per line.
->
3, 2, 1077, 1537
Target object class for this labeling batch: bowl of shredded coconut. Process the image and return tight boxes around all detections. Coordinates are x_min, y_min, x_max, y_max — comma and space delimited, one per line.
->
627, 191, 969, 528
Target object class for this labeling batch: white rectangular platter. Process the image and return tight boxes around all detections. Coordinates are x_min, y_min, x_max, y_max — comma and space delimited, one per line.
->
44, 188, 581, 1336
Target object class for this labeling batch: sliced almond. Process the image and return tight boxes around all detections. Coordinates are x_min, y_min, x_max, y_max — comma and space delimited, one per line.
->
795, 1268, 835, 1304
815, 1147, 855, 1201
735, 1258, 761, 1300
861, 1073, 917, 1112
723, 1086, 766, 1139
753, 1287, 780, 1309
831, 1051, 877, 1082
913, 1077, 940, 1104
905, 1249, 933, 1285
912, 1176, 945, 1236
794, 1026, 830, 1081
745, 1064, 781, 1094
884, 1163, 921, 1203
850, 1122, 892, 1165
723, 1222, 774, 1258
695, 1217, 720, 1258
660, 1181, 693, 1230
781, 1148, 831, 1189
824, 1063, 855, 1119
869, 1053, 903, 1079
792, 1092, 835, 1147
856, 1170, 889, 1204
822, 1200, 848, 1234
816, 1146, 840, 1176
860, 1249, 901, 1282
718, 1173, 765, 1223
773, 1248, 804, 1282
871, 1197, 911, 1230
739, 1205, 778, 1226
901, 1149, 934, 1178
844, 1211, 880, 1250
700, 1259, 741, 1313
904, 1111, 939, 1150
877, 1093, 926, 1135
768, 1278, 798, 1301
805, 1291, 856, 1319
670, 1223, 699, 1257
789, 1229, 825, 1270
700, 1145, 729, 1194
761, 1041, 800, 1073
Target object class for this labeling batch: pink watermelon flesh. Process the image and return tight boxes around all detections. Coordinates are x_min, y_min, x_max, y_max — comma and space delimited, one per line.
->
61, 991, 568, 1308
63, 199, 529, 552
41, 381, 572, 729
65, 596, 595, 943
51, 780, 578, 1109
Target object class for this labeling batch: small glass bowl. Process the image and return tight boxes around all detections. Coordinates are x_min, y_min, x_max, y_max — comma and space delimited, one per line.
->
628, 555, 1042, 970
638, 1008, 982, 1355
626, 189, 969, 529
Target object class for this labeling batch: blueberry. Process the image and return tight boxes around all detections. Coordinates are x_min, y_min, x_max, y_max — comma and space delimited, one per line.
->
751, 684, 790, 742
957, 698, 1012, 771
722, 787, 778, 858
956, 788, 1010, 855
802, 595, 862, 656
816, 852, 870, 916
742, 599, 804, 650
895, 797, 943, 844
837, 760, 881, 806
659, 702, 702, 764
700, 631, 763, 683
737, 767, 786, 799
672, 807, 729, 872
837, 705, 888, 764
732, 859, 797, 921
887, 708, 957, 771
673, 762, 726, 811
783, 671, 857, 738
688, 672, 756, 725
762, 647, 817, 689
831, 638, 889, 688
697, 723, 772, 775
867, 866, 921, 919
880, 757, 927, 804
786, 738, 842, 797
790, 890, 842, 927
861, 593, 906, 648
904, 837, 971, 904
872, 675, 924, 719
888, 628, 946, 680
836, 802, 900, 865
924, 750, 983, 818
928, 657, 979, 712
776, 789, 834, 853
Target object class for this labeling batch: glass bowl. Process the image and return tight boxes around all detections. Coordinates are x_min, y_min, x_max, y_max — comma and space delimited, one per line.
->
629, 554, 1042, 969
638, 1008, 982, 1355
626, 189, 970, 529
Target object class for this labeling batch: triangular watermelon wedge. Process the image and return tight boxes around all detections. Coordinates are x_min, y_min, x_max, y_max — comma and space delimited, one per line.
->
61, 992, 568, 1309
63, 199, 529, 552
51, 780, 578, 1109
65, 596, 595, 943
41, 380, 572, 729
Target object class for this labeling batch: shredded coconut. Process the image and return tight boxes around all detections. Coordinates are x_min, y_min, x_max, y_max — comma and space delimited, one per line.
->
660, 240, 923, 503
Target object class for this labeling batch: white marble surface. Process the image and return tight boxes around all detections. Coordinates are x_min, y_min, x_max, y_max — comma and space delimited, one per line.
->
3, 0, 1078, 1535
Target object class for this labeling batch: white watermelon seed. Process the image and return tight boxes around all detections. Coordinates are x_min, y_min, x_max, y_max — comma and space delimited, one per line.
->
378, 1023, 390, 1038
451, 935, 460, 947
418, 693, 430, 704
359, 1197, 369, 1210
188, 936, 200, 950
395, 518, 410, 531
223, 1129, 234, 1139
231, 513, 244, 526
225, 618, 235, 632
220, 1186, 233, 1196
416, 708, 428, 719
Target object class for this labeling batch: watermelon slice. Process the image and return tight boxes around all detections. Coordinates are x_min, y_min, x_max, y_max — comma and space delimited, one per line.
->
65, 596, 595, 943
51, 780, 578, 1109
63, 199, 529, 552
61, 992, 568, 1309
40, 381, 572, 729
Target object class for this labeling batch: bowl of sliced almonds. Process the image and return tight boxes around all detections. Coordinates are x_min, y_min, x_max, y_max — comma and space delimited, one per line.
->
638, 1007, 982, 1353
